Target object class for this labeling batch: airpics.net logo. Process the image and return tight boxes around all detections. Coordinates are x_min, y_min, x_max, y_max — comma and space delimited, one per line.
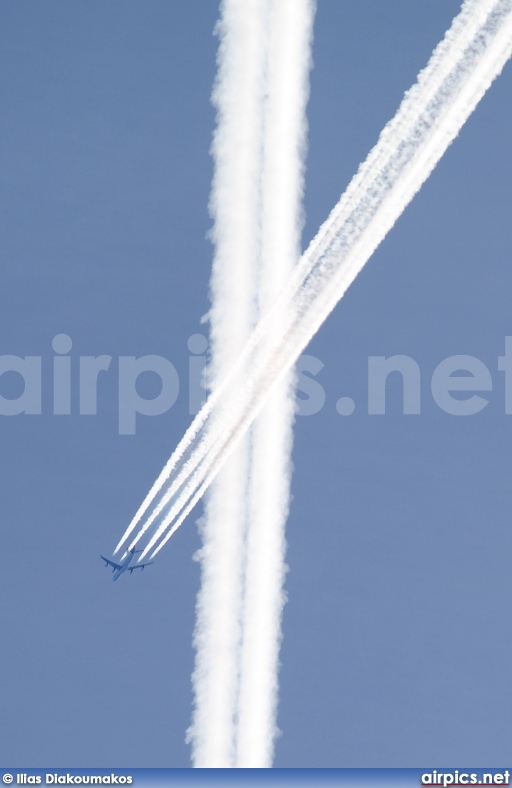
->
421, 771, 510, 786
1, 333, 512, 435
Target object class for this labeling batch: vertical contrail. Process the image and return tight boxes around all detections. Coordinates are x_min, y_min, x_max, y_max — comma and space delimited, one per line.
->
235, 0, 316, 767
187, 0, 269, 768
189, 0, 315, 767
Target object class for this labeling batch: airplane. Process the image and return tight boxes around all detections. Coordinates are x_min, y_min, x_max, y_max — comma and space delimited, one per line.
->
101, 547, 153, 581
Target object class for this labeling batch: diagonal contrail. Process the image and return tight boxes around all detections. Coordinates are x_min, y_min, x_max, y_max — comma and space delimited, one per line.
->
126, 0, 512, 566
114, 0, 510, 559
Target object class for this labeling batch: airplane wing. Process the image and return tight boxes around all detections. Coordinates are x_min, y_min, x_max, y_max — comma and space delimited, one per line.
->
101, 555, 123, 571
127, 562, 154, 573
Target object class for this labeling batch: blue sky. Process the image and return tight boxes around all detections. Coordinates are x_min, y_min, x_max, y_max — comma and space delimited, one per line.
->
1, 0, 512, 768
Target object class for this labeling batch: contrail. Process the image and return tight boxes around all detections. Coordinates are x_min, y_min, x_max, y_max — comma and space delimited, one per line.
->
186, 0, 269, 768
235, 0, 315, 768
114, 0, 507, 557
127, 0, 512, 567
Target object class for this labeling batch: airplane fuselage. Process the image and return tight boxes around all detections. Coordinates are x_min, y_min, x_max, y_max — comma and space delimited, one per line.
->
113, 550, 137, 581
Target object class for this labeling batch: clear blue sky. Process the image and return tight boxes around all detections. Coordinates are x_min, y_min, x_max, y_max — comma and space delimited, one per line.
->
1, 0, 511, 767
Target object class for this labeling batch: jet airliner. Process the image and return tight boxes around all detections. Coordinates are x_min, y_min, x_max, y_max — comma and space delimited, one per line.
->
101, 547, 153, 581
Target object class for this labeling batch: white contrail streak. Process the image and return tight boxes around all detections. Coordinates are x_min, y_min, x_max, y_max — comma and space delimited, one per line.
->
113, 0, 508, 558
186, 0, 269, 768
128, 0, 512, 568
235, 0, 315, 768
